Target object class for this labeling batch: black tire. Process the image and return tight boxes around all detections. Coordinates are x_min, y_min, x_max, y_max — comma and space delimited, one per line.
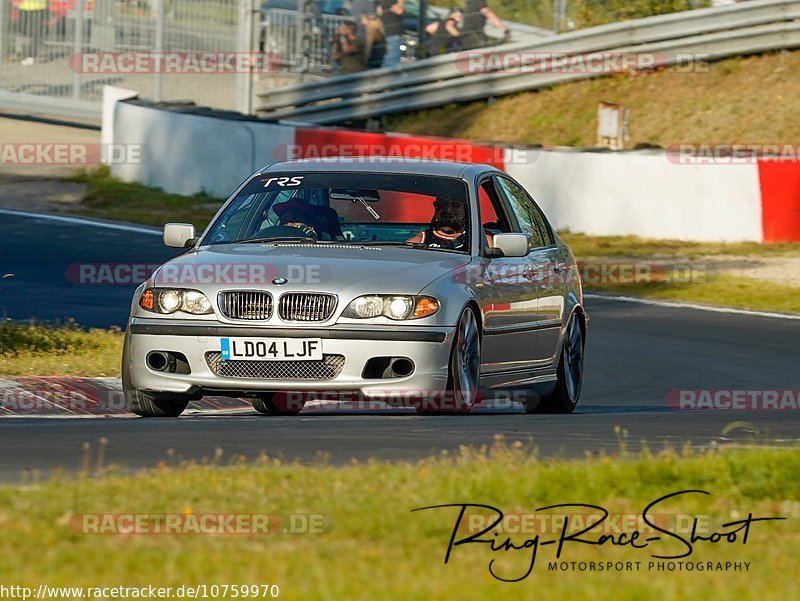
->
415, 308, 481, 415
124, 384, 190, 417
251, 393, 305, 416
121, 336, 190, 417
525, 314, 584, 414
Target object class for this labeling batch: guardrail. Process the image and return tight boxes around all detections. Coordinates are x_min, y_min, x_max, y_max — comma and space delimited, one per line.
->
256, 0, 800, 123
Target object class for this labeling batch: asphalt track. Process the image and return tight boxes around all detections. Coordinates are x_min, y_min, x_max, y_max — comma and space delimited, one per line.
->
0, 211, 798, 481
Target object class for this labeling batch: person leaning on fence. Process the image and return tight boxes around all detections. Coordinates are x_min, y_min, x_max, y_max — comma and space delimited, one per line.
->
425, 8, 462, 57
361, 11, 387, 69
377, 0, 404, 68
460, 0, 509, 50
15, 0, 49, 65
332, 20, 368, 74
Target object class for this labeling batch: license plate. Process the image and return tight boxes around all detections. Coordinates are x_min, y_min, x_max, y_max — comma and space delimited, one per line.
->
220, 337, 323, 361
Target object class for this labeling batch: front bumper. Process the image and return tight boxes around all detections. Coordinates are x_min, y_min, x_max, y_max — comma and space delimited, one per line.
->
125, 318, 455, 399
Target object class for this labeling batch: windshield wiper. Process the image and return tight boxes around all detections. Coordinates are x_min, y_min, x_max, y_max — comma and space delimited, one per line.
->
238, 235, 316, 244
354, 196, 380, 220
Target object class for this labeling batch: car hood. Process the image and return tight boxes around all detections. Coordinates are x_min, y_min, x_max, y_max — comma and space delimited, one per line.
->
150, 243, 471, 298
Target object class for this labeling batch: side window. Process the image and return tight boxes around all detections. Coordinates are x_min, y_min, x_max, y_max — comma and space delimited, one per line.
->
494, 177, 550, 248
478, 178, 511, 233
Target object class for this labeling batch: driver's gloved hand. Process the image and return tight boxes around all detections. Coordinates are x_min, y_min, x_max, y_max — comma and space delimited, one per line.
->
297, 225, 316, 238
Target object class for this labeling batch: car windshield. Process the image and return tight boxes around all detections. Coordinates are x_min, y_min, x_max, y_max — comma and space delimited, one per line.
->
202, 171, 472, 253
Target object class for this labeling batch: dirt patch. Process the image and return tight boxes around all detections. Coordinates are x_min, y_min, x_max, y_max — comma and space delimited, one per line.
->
697, 255, 800, 288
0, 176, 86, 213
580, 253, 800, 289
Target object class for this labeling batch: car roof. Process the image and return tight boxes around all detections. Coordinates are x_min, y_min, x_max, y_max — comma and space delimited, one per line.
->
260, 157, 501, 180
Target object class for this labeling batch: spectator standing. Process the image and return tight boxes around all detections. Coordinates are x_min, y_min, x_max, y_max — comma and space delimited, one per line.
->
461, 0, 508, 50
425, 8, 462, 57
378, 0, 404, 67
361, 12, 386, 68
17, 0, 49, 65
332, 20, 367, 74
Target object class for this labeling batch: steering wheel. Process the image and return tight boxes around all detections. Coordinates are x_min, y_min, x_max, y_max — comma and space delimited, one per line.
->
250, 224, 318, 242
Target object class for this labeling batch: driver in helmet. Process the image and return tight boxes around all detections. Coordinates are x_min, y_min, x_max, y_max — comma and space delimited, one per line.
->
407, 197, 469, 250
272, 199, 319, 237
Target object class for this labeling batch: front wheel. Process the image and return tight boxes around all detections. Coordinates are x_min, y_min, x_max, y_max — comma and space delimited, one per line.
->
123, 382, 190, 418
415, 308, 481, 415
251, 393, 305, 416
524, 314, 584, 414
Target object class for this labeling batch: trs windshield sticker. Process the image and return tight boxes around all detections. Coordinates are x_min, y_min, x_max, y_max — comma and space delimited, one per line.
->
261, 176, 304, 188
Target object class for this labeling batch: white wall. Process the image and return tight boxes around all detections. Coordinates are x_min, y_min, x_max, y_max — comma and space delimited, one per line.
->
111, 101, 295, 198
506, 148, 763, 242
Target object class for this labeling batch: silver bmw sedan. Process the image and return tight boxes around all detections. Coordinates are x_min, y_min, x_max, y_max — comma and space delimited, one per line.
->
122, 157, 587, 417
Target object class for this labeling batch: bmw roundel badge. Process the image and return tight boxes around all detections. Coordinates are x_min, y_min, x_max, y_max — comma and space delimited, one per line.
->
272, 277, 288, 285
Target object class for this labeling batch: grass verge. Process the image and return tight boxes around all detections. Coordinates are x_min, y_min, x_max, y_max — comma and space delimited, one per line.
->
586, 274, 800, 314
560, 233, 800, 260
560, 233, 800, 314
0, 321, 123, 377
0, 443, 796, 599
65, 167, 222, 231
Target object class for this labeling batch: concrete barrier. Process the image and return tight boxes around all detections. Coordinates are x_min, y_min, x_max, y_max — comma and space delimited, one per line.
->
506, 149, 763, 242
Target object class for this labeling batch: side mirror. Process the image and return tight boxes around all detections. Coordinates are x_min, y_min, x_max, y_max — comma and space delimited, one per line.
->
163, 223, 196, 248
491, 233, 529, 258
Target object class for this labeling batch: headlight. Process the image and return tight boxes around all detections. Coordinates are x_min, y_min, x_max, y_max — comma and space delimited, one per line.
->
385, 296, 414, 320
347, 295, 384, 319
158, 290, 182, 314
342, 295, 439, 320
139, 288, 214, 315
182, 290, 212, 314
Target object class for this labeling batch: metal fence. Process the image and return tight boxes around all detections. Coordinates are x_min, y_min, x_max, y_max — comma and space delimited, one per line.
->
261, 8, 350, 74
0, 0, 248, 117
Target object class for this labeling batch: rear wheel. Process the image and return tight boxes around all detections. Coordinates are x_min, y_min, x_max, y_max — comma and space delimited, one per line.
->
251, 393, 305, 416
415, 309, 480, 415
524, 314, 584, 414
